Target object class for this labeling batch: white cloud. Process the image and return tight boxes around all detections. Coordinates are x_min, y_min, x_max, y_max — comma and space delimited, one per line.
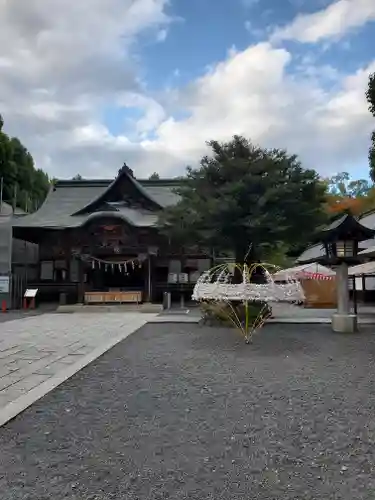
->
0, 0, 374, 181
272, 0, 375, 43
144, 43, 375, 176
0, 0, 171, 176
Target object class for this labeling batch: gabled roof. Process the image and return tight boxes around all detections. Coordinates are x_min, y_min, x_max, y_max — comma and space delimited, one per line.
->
317, 213, 375, 242
12, 168, 181, 230
296, 244, 325, 264
297, 211, 375, 264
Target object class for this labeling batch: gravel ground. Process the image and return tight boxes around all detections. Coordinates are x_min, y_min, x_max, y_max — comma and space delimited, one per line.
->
1, 323, 375, 499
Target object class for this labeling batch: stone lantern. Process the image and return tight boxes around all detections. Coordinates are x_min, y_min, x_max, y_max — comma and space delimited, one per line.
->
317, 214, 375, 333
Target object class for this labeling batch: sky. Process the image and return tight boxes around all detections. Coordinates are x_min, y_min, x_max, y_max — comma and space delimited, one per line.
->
0, 0, 375, 180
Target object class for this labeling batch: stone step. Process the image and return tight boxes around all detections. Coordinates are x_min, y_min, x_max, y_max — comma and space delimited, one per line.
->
56, 303, 163, 314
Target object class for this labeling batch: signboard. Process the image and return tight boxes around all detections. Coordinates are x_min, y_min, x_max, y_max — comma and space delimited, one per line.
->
168, 273, 178, 283
40, 261, 53, 280
0, 276, 9, 293
178, 273, 189, 283
24, 289, 38, 298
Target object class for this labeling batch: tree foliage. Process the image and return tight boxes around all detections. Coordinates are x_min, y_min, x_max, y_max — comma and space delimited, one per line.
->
325, 171, 370, 198
0, 114, 50, 211
160, 136, 328, 263
366, 72, 375, 182
323, 171, 371, 216
148, 172, 160, 180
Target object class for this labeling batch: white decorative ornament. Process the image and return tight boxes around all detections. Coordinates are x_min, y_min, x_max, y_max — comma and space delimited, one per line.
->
192, 263, 305, 304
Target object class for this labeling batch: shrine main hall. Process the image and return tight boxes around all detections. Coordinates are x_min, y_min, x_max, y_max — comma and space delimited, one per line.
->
11, 165, 211, 305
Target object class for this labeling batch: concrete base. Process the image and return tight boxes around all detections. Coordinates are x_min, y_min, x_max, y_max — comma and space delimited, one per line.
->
331, 313, 358, 333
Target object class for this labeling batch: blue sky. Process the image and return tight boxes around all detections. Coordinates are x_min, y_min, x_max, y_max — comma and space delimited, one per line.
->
1, 0, 375, 179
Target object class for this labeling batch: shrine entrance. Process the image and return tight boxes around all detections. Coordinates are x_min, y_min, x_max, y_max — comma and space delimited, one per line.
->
73, 218, 153, 304
87, 257, 145, 292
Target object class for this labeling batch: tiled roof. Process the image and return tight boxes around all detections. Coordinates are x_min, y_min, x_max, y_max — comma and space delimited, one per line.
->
12, 177, 180, 229
297, 209, 375, 264
295, 244, 325, 263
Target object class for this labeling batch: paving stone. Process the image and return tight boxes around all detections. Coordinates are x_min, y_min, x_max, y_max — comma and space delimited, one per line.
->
0, 349, 22, 359
0, 374, 52, 401
8, 356, 59, 379
0, 373, 24, 391
0, 366, 13, 378
57, 354, 85, 365
35, 361, 79, 376
0, 313, 153, 412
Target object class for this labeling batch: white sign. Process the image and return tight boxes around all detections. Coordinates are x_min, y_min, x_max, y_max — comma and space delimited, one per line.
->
24, 288, 38, 298
178, 273, 189, 283
168, 273, 178, 283
0, 276, 9, 293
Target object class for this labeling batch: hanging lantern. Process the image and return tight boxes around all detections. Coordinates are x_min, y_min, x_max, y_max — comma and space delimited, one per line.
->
132, 261, 135, 270
92, 260, 95, 269
124, 262, 127, 273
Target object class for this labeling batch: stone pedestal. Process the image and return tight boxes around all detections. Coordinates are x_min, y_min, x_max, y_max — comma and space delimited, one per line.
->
331, 262, 358, 333
331, 313, 358, 333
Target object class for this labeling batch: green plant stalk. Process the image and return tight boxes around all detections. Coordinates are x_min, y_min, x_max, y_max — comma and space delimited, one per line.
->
199, 261, 284, 343
244, 299, 249, 343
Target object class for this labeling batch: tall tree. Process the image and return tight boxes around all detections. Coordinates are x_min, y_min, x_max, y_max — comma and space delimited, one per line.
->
148, 172, 160, 180
323, 171, 371, 216
0, 114, 50, 211
160, 135, 327, 266
325, 171, 370, 198
366, 72, 375, 182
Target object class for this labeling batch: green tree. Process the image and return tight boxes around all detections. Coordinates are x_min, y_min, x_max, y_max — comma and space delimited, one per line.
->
0, 114, 50, 211
160, 135, 327, 267
148, 172, 160, 180
72, 174, 83, 180
326, 171, 370, 197
366, 72, 375, 182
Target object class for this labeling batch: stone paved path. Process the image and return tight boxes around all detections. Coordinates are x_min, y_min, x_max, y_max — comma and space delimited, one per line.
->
0, 313, 156, 426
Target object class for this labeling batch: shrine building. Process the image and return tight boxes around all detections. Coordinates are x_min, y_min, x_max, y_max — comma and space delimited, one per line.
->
11, 165, 211, 305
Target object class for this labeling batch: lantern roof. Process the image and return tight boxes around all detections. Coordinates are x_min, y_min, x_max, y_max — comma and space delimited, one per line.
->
317, 213, 375, 243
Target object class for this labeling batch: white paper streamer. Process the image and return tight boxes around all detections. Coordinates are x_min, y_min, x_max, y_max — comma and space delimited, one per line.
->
192, 265, 305, 303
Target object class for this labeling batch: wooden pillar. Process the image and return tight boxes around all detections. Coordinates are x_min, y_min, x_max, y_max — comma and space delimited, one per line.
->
145, 255, 154, 303
77, 259, 85, 303
362, 274, 366, 302
64, 236, 71, 285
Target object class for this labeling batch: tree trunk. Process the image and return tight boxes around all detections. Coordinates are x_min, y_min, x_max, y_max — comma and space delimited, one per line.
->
233, 243, 266, 284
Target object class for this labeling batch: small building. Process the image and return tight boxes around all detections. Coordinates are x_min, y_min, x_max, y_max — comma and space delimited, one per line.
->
296, 209, 375, 303
1, 201, 39, 308
11, 166, 211, 305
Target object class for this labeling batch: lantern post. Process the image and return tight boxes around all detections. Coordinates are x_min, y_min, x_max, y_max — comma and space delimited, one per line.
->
317, 214, 375, 333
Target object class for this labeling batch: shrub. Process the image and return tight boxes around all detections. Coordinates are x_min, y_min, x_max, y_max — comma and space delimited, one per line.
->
200, 300, 271, 327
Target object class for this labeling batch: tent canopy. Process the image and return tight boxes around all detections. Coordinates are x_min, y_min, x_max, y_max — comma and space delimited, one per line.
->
273, 262, 335, 281
349, 261, 375, 276
358, 245, 375, 257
